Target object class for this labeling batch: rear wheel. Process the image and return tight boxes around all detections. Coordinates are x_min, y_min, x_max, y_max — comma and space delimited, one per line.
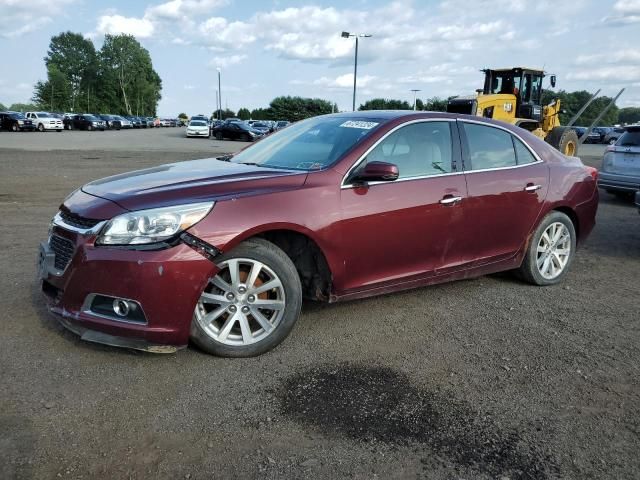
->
190, 238, 302, 357
518, 211, 576, 286
545, 127, 579, 157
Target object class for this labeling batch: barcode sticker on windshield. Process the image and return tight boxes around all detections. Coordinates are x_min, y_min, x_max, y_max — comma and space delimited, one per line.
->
340, 121, 379, 129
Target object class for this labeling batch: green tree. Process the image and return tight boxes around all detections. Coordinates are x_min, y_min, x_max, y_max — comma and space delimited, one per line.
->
358, 98, 411, 110
220, 108, 236, 119
269, 96, 333, 121
618, 107, 640, 125
8, 103, 38, 112
0, 102, 6, 110
99, 34, 162, 115
541, 90, 619, 126
415, 98, 424, 110
251, 108, 272, 120
44, 31, 98, 112
32, 64, 71, 111
237, 107, 251, 120
423, 96, 449, 112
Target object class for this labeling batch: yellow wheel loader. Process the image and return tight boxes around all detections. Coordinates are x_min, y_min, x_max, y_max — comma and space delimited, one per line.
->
447, 67, 579, 156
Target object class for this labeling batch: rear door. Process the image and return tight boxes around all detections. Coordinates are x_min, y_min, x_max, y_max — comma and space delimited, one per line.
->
338, 119, 469, 293
458, 120, 549, 265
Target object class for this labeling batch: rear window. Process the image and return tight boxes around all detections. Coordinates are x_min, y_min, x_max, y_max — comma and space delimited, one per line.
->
618, 130, 640, 146
190, 121, 207, 126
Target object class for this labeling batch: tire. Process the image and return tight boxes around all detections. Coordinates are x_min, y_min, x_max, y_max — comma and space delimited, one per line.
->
240, 133, 250, 142
190, 238, 302, 357
56, 129, 62, 132
215, 131, 223, 140
545, 127, 579, 157
67, 123, 73, 131
38, 123, 45, 132
87, 125, 93, 131
517, 211, 576, 286
11, 123, 18, 132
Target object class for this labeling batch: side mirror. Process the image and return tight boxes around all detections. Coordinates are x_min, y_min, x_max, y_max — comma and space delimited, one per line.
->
354, 161, 399, 183
550, 75, 556, 88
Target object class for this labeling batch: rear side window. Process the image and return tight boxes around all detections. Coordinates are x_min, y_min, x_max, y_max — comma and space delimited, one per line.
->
513, 136, 537, 164
463, 123, 516, 170
618, 131, 640, 146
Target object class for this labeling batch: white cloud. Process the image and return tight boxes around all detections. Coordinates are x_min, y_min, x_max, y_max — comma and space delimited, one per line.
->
94, 15, 155, 38
147, 0, 228, 20
209, 54, 247, 68
568, 66, 640, 83
0, 0, 73, 38
198, 17, 255, 51
313, 74, 376, 89
602, 0, 640, 24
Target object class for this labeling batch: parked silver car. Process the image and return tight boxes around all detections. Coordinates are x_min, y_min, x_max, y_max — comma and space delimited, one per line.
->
599, 126, 640, 196
604, 127, 626, 145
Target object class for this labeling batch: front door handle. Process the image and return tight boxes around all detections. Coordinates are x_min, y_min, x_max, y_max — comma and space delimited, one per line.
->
524, 184, 542, 192
440, 195, 462, 205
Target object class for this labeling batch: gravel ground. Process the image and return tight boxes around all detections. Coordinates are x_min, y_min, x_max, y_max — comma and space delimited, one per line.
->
0, 134, 638, 480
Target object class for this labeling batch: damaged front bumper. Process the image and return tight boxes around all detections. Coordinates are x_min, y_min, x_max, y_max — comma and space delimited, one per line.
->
39, 224, 220, 352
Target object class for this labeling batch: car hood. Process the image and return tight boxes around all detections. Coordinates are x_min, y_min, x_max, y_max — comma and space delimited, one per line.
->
81, 158, 307, 211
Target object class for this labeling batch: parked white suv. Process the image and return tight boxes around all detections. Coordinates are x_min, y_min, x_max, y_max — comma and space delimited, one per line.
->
26, 112, 63, 132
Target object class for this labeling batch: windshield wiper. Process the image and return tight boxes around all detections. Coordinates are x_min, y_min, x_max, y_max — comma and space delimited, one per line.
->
216, 154, 233, 161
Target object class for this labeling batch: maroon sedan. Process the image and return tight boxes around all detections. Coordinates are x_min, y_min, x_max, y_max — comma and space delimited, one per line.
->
38, 112, 599, 356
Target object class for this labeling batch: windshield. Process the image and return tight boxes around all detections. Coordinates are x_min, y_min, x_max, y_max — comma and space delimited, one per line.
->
190, 121, 207, 126
230, 115, 383, 171
11, 113, 26, 119
618, 130, 640, 146
85, 115, 99, 121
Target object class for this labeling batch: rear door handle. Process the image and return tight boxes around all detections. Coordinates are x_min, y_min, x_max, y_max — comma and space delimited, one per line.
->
524, 184, 542, 192
440, 195, 462, 205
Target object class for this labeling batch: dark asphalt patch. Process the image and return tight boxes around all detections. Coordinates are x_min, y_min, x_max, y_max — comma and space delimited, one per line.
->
280, 364, 557, 479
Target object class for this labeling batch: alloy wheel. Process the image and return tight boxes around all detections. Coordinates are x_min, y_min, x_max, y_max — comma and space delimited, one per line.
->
536, 222, 571, 280
194, 258, 286, 346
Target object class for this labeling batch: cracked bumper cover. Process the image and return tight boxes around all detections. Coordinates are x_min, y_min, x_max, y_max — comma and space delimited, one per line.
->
40, 227, 220, 350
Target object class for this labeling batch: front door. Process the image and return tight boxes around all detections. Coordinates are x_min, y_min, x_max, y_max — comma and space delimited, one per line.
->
338, 120, 469, 293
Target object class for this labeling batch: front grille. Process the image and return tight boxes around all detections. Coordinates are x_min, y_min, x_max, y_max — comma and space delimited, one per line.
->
50, 235, 75, 271
59, 210, 101, 230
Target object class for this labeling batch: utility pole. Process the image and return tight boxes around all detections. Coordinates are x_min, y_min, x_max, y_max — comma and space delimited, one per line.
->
411, 89, 421, 110
217, 68, 222, 121
341, 32, 372, 111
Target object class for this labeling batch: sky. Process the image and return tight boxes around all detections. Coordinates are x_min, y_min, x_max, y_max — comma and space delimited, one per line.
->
0, 0, 639, 116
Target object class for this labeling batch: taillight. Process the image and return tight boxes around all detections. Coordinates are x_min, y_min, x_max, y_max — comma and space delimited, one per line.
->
585, 166, 598, 181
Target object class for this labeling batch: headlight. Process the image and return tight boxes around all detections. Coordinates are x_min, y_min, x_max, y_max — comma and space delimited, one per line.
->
18, 120, 24, 125
96, 202, 214, 246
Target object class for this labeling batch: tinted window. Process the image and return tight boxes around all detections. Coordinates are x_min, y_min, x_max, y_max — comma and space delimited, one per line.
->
513, 136, 537, 164
190, 121, 207, 126
618, 131, 640, 146
363, 122, 453, 179
463, 123, 516, 170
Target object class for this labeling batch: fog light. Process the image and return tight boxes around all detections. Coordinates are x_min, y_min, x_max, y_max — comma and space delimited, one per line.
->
112, 299, 131, 317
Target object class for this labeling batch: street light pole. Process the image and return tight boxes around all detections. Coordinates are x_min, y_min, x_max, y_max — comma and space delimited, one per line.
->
341, 32, 372, 112
217, 68, 222, 121
411, 89, 421, 111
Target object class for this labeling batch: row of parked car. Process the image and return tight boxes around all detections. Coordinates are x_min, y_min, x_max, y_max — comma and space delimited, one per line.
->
0, 111, 184, 132
185, 116, 291, 141
572, 126, 627, 145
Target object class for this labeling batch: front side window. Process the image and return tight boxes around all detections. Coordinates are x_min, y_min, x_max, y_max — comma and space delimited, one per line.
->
463, 123, 516, 170
359, 122, 453, 179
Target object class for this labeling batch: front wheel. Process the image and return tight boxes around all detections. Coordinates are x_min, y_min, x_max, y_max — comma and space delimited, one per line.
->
545, 127, 579, 157
38, 124, 45, 132
87, 125, 93, 131
190, 238, 302, 357
215, 131, 223, 140
518, 211, 576, 286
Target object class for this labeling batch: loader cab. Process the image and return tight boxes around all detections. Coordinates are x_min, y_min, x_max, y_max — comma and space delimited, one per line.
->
483, 68, 544, 122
